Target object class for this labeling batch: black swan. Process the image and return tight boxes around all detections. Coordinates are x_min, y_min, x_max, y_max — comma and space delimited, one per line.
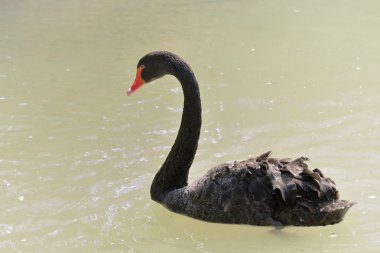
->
127, 51, 354, 226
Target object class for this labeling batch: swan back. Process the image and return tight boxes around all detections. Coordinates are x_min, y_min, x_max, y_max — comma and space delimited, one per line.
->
162, 152, 354, 226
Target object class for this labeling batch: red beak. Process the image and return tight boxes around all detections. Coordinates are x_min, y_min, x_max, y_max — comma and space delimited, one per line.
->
127, 65, 145, 96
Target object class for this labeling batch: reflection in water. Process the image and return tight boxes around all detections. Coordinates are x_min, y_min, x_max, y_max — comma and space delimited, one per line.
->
1, 0, 380, 252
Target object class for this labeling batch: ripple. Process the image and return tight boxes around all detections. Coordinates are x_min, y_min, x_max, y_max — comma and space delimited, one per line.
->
152, 145, 170, 151
114, 184, 138, 197
0, 224, 13, 236
77, 135, 98, 141
143, 129, 176, 135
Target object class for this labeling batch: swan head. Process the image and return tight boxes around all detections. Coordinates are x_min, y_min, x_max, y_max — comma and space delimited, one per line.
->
127, 51, 175, 96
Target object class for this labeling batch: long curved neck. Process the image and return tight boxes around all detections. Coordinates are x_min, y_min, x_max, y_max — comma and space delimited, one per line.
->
150, 58, 202, 202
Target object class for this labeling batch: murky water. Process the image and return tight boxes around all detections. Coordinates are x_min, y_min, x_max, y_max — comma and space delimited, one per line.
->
1, 0, 379, 252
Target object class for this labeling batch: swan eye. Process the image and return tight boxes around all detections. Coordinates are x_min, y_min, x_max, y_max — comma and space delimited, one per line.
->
139, 64, 146, 76
139, 64, 146, 79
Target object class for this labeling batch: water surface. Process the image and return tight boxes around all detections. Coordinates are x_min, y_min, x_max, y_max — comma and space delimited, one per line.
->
1, 0, 379, 252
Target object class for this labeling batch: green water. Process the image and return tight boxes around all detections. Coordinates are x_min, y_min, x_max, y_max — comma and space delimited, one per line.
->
1, 0, 379, 252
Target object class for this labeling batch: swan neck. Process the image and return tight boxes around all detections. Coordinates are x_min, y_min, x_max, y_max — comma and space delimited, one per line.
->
150, 59, 201, 202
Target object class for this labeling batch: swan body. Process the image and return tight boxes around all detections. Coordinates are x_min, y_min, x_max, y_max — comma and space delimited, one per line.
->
128, 51, 354, 226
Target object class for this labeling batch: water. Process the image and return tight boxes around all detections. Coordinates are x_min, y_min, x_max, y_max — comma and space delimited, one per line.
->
1, 0, 379, 252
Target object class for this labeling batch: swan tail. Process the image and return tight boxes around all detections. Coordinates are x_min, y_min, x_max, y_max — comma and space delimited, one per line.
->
254, 152, 355, 226
292, 199, 356, 226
